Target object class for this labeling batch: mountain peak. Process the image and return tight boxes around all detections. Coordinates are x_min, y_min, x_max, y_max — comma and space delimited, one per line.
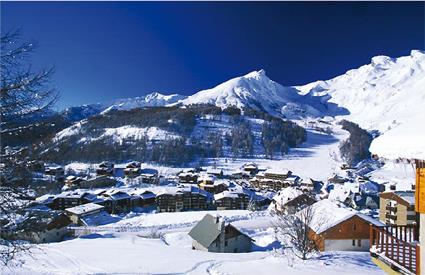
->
244, 69, 267, 79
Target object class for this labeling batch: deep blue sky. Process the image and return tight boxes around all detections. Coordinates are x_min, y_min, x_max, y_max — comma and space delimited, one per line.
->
2, 2, 424, 109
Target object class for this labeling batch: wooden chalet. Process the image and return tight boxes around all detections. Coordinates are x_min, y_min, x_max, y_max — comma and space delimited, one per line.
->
124, 161, 141, 177
96, 161, 114, 176
303, 199, 384, 252
178, 170, 198, 184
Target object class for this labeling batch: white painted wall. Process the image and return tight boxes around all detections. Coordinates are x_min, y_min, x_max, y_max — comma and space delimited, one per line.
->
324, 239, 370, 252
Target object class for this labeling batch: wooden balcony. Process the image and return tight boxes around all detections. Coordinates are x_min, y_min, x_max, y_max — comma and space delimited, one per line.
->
370, 224, 420, 275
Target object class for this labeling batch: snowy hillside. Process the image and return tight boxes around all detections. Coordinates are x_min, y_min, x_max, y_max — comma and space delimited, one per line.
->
296, 50, 425, 135
180, 69, 344, 119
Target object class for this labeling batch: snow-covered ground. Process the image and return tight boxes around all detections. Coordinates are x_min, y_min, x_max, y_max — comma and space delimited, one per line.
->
2, 209, 384, 275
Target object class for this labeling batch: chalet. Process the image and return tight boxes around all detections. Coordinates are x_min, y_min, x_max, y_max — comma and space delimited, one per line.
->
214, 190, 250, 210
45, 166, 65, 181
206, 168, 224, 178
51, 191, 90, 210
65, 203, 105, 225
379, 191, 417, 226
197, 173, 215, 185
79, 175, 117, 189
130, 190, 156, 207
198, 175, 228, 194
101, 190, 132, 213
303, 199, 384, 252
96, 161, 114, 176
250, 169, 298, 191
140, 168, 159, 184
271, 187, 316, 214
124, 161, 141, 177
1, 211, 72, 243
178, 170, 198, 183
242, 162, 258, 175
199, 181, 228, 194
188, 214, 253, 253
64, 175, 86, 188
155, 186, 212, 212
230, 170, 250, 180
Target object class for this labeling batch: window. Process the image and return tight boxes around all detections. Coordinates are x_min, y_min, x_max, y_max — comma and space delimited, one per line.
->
225, 240, 228, 246
352, 223, 356, 231
357, 239, 361, 247
352, 239, 356, 246
216, 241, 219, 247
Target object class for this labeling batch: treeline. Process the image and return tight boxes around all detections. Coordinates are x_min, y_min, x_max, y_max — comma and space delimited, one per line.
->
37, 105, 307, 165
262, 118, 307, 159
339, 120, 373, 165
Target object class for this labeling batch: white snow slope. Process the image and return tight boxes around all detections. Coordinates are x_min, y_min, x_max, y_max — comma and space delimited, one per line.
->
180, 69, 341, 119
1, 210, 384, 275
296, 50, 425, 135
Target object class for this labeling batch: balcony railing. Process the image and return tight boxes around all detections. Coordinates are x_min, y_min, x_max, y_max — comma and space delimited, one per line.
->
385, 213, 397, 220
386, 206, 397, 212
370, 224, 420, 275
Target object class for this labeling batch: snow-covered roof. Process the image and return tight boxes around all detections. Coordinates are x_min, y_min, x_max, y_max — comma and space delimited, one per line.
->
273, 187, 303, 206
56, 190, 86, 199
214, 191, 240, 200
103, 190, 131, 200
370, 118, 425, 160
328, 185, 351, 203
299, 199, 356, 234
65, 203, 104, 216
197, 173, 215, 183
264, 168, 291, 175
299, 199, 384, 234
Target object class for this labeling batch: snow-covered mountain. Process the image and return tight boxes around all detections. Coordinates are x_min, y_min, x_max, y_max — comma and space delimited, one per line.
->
101, 92, 186, 114
61, 92, 187, 122
180, 69, 345, 119
296, 50, 425, 134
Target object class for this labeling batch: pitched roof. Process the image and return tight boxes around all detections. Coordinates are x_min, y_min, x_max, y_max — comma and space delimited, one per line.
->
188, 214, 222, 248
379, 191, 415, 206
298, 199, 384, 234
273, 187, 303, 206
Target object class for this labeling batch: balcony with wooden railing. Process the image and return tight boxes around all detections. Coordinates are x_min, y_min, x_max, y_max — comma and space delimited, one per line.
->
370, 224, 420, 275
